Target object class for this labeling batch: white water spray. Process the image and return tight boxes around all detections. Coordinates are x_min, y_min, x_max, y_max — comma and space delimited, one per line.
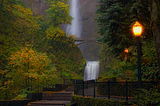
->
67, 0, 99, 81
83, 61, 99, 81
66, 0, 82, 38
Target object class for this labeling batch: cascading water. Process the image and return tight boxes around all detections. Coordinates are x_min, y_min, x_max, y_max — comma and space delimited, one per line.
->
66, 0, 82, 38
83, 61, 99, 81
66, 0, 99, 81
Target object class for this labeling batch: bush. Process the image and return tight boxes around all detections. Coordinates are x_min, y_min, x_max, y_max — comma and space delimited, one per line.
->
97, 77, 117, 82
71, 95, 130, 106
14, 94, 27, 100
133, 88, 160, 106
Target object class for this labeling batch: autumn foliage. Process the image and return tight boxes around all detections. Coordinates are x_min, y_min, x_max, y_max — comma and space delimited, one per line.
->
0, 0, 85, 100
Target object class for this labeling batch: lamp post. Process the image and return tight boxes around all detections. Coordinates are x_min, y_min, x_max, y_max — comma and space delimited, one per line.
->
132, 21, 143, 88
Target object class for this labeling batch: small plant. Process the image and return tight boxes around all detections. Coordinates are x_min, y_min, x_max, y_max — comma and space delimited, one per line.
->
14, 94, 27, 100
133, 88, 160, 106
13, 88, 33, 100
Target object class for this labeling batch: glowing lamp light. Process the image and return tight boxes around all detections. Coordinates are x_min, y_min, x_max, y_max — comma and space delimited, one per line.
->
124, 48, 129, 53
132, 21, 142, 37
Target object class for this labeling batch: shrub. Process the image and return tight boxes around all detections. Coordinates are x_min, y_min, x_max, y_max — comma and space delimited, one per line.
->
133, 88, 160, 106
71, 95, 129, 106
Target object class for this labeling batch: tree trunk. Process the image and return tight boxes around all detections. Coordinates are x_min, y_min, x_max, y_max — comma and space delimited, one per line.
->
150, 0, 160, 75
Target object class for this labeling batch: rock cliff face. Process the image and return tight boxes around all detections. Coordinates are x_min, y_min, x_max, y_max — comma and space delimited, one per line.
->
80, 0, 98, 38
23, 0, 48, 16
79, 0, 101, 61
23, 0, 101, 61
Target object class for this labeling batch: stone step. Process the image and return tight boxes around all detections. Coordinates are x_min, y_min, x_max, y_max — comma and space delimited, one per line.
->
28, 104, 65, 106
28, 100, 70, 106
42, 95, 72, 101
42, 91, 73, 101
28, 86, 74, 106
43, 92, 73, 96
43, 96, 71, 101
43, 94, 72, 97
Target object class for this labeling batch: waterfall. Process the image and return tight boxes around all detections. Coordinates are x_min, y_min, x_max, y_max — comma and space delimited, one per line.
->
66, 0, 99, 81
83, 61, 99, 81
66, 0, 82, 38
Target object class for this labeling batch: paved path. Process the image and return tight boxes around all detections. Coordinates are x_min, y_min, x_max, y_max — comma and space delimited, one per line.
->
78, 86, 133, 101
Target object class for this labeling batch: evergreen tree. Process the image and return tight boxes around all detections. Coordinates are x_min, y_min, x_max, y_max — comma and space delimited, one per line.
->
96, 0, 158, 80
149, 0, 160, 76
96, 0, 151, 55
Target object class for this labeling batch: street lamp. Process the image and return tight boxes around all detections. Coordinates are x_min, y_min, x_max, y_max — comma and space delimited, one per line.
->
132, 21, 143, 88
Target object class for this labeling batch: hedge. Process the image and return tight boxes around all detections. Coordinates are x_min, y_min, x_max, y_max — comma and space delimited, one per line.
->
71, 95, 132, 106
